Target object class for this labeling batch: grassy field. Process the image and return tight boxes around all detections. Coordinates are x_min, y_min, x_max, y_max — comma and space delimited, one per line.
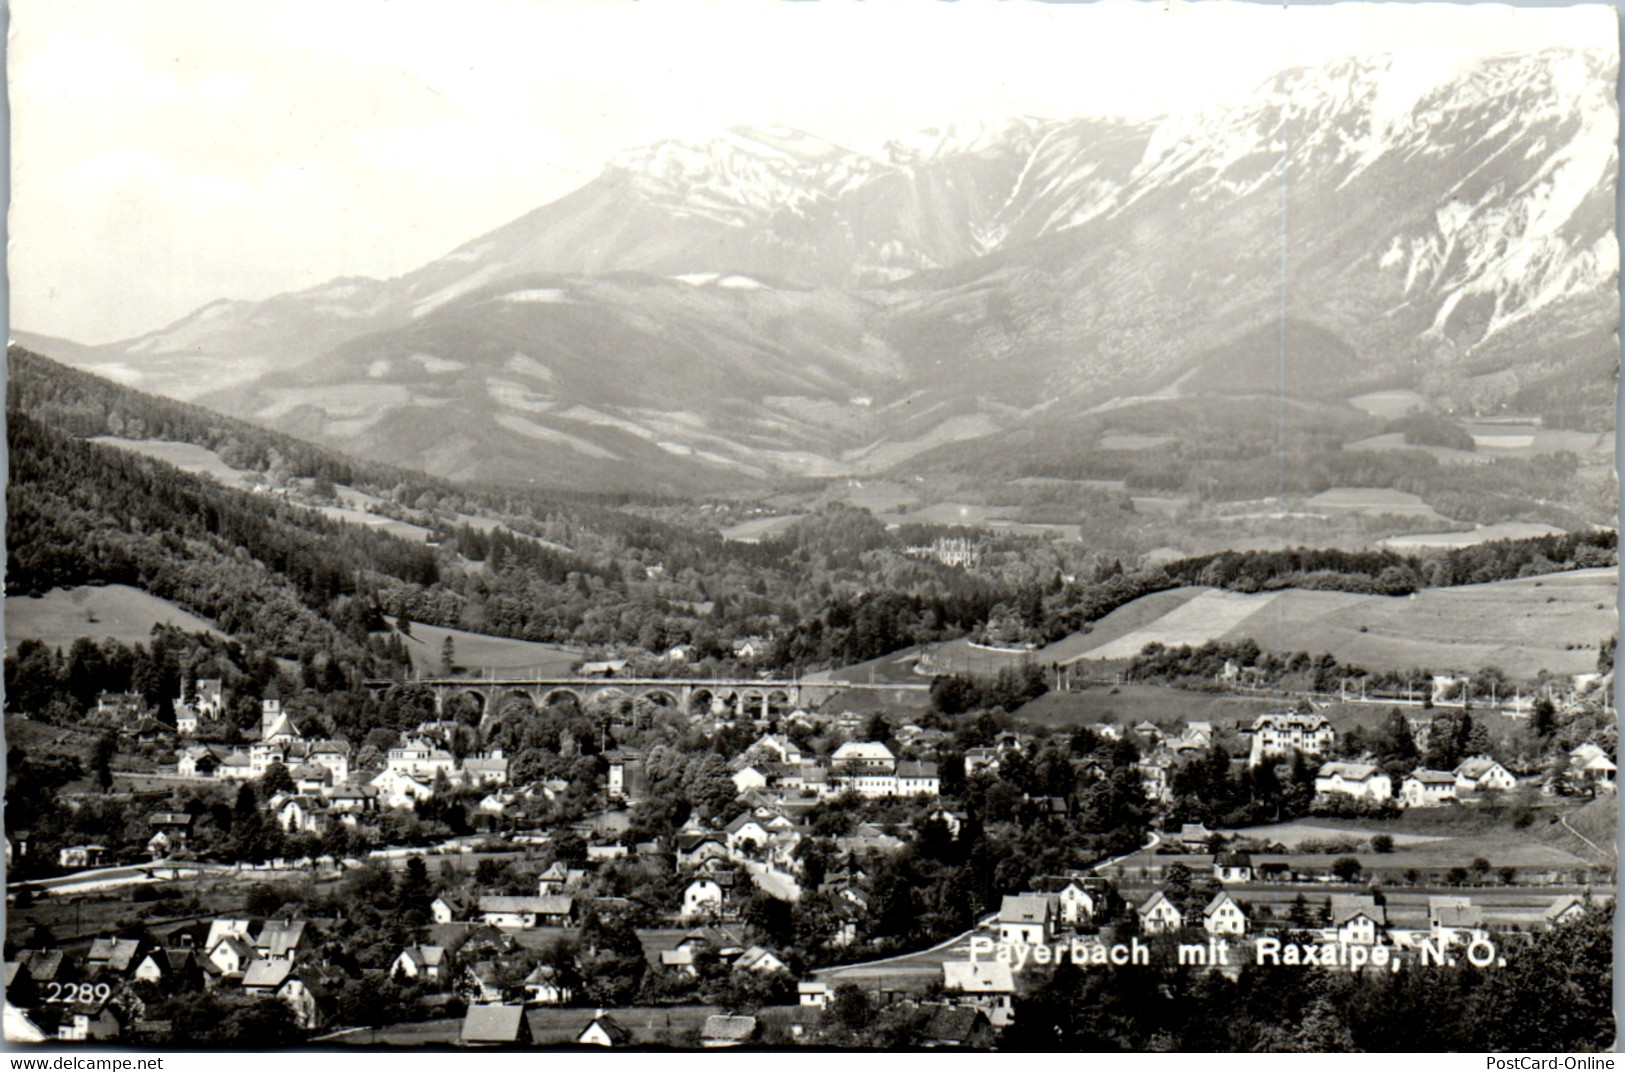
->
1381, 522, 1570, 549
89, 437, 256, 486
719, 514, 805, 542
6, 585, 225, 654
1080, 589, 1297, 661
1347, 389, 1429, 419
1049, 568, 1613, 678
1304, 487, 1448, 520
821, 480, 922, 513
1344, 432, 1483, 465
877, 502, 997, 527
1014, 685, 1281, 729
388, 618, 580, 676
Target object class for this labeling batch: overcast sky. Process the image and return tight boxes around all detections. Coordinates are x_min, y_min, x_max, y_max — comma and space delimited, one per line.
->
9, 0, 1617, 344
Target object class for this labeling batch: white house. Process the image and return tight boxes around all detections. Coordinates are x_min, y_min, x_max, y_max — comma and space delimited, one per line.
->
1138, 891, 1184, 934
725, 815, 772, 855
1403, 769, 1459, 807
1331, 895, 1387, 946
577, 1012, 631, 1047
734, 947, 789, 974
391, 945, 446, 983
522, 965, 572, 1005
895, 760, 941, 797
1545, 895, 1590, 928
682, 878, 725, 921
1056, 880, 1095, 926
1248, 713, 1336, 768
460, 754, 509, 787
1570, 744, 1617, 793
831, 741, 901, 797
207, 935, 255, 976
431, 892, 473, 924
942, 959, 1016, 1027
732, 766, 770, 794
1203, 891, 1248, 937
749, 733, 803, 765
478, 895, 573, 930
372, 768, 436, 810
1427, 896, 1487, 946
996, 894, 1054, 946
306, 740, 351, 782
1315, 762, 1392, 804
1454, 756, 1517, 795
387, 738, 457, 779
1213, 852, 1253, 884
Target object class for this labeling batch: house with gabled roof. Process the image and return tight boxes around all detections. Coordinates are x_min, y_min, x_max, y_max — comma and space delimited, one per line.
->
87, 938, 145, 979
460, 1004, 532, 1046
254, 919, 311, 961
324, 782, 379, 813
997, 894, 1054, 946
432, 890, 475, 924
1247, 712, 1335, 767
242, 959, 293, 994
734, 946, 789, 974
390, 945, 446, 984
577, 1010, 631, 1047
536, 860, 571, 895
1569, 743, 1617, 793
681, 877, 726, 921
942, 959, 1015, 1026
478, 895, 574, 930
1453, 755, 1517, 795
1545, 894, 1590, 928
290, 764, 332, 794
1403, 769, 1458, 807
1055, 879, 1095, 926
307, 739, 351, 782
920, 1006, 992, 1049
521, 964, 571, 1005
676, 832, 730, 870
177, 746, 223, 779
1203, 891, 1247, 936
1315, 761, 1392, 803
725, 814, 773, 854
1331, 895, 1387, 945
1138, 891, 1183, 934
1428, 896, 1486, 946
206, 935, 255, 977
16, 950, 73, 987
896, 760, 940, 796
1214, 852, 1253, 884
461, 754, 510, 787
460, 961, 509, 1005
371, 768, 436, 810
701, 1014, 758, 1048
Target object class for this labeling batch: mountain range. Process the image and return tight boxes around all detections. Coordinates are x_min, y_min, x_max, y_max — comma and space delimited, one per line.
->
18, 47, 1618, 495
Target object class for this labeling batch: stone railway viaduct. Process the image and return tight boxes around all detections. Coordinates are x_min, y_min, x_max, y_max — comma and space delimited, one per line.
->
362, 675, 931, 728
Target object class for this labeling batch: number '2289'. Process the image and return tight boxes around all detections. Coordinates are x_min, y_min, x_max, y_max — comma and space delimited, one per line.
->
41, 982, 112, 1004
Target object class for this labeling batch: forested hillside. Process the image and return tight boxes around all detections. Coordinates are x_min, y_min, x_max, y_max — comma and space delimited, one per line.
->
8, 349, 1616, 710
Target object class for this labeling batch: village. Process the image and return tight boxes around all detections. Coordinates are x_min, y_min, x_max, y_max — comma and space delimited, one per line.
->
3, 659, 1616, 1048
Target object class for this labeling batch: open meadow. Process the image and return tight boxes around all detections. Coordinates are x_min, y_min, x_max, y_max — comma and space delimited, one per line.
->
389, 618, 580, 676
6, 585, 225, 654
1049, 568, 1613, 678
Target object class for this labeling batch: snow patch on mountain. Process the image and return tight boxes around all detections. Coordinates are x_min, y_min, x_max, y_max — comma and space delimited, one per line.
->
493, 413, 620, 459
412, 263, 501, 319
499, 288, 574, 304
504, 353, 555, 382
